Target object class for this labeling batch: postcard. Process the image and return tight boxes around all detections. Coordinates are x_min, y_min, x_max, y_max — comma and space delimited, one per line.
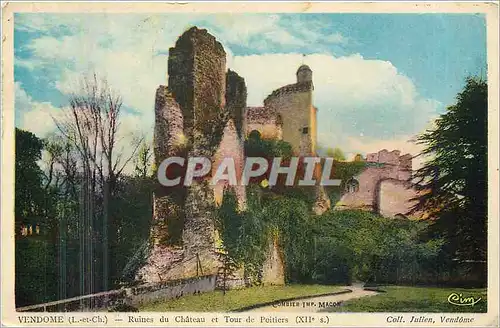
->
1, 1, 499, 327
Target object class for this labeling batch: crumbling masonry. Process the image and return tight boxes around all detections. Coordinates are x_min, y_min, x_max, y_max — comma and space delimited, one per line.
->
137, 27, 284, 286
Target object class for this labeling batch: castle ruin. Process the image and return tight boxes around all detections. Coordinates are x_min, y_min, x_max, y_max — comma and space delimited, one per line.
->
335, 149, 421, 218
244, 64, 330, 214
137, 27, 285, 286
137, 26, 421, 286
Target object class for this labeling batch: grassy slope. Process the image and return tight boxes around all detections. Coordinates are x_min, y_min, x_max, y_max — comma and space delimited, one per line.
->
140, 285, 344, 312
325, 286, 487, 313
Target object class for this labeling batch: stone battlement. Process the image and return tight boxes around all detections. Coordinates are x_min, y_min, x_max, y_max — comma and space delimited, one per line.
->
366, 149, 412, 171
263, 80, 314, 106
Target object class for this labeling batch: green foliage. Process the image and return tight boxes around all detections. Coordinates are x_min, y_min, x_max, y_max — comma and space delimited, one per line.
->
15, 129, 61, 307
326, 147, 346, 161
265, 198, 313, 283
262, 208, 444, 286
216, 171, 442, 286
113, 176, 155, 282
133, 142, 153, 178
15, 128, 156, 306
215, 186, 269, 284
15, 129, 45, 223
244, 132, 293, 159
326, 286, 487, 313
15, 238, 58, 306
311, 210, 443, 285
332, 161, 367, 188
324, 160, 367, 203
140, 284, 343, 312
412, 77, 487, 264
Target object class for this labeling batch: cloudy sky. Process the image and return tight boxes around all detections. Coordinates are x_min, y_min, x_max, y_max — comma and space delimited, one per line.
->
14, 13, 486, 163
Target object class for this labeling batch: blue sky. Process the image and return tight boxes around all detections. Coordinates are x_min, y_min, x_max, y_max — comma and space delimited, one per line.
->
14, 13, 486, 162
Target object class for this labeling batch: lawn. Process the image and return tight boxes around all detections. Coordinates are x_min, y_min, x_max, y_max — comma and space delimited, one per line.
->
324, 286, 487, 313
140, 285, 345, 312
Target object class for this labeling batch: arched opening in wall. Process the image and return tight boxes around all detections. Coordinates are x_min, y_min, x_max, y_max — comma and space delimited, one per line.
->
248, 129, 262, 140
346, 178, 359, 193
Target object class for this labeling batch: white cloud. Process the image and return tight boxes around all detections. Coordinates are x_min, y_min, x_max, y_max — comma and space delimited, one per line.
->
15, 82, 64, 137
199, 14, 304, 49
16, 15, 439, 164
16, 82, 147, 175
229, 53, 441, 160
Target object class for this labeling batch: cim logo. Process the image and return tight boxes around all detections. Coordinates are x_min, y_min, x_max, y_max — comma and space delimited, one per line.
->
447, 293, 482, 306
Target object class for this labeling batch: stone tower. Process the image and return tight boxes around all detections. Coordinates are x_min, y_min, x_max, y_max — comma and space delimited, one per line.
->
168, 27, 227, 145
263, 64, 317, 156
138, 27, 231, 282
245, 65, 328, 214
296, 64, 313, 83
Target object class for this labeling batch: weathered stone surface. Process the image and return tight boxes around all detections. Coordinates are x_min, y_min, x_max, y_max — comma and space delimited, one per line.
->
244, 106, 283, 140
226, 70, 247, 139
168, 26, 226, 141
263, 82, 316, 155
183, 180, 216, 258
140, 26, 285, 287
212, 119, 246, 208
136, 246, 184, 283
313, 185, 331, 215
335, 149, 422, 218
151, 85, 187, 246
377, 179, 418, 218
261, 236, 285, 285
154, 86, 185, 162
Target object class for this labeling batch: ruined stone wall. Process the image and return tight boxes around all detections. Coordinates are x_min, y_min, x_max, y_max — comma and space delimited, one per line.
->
153, 86, 185, 162
139, 27, 229, 283
246, 122, 283, 140
192, 30, 227, 149
264, 84, 314, 155
212, 119, 246, 208
180, 28, 227, 262
335, 149, 420, 218
151, 86, 186, 246
168, 34, 195, 138
17, 276, 218, 312
378, 150, 401, 165
335, 165, 400, 211
377, 179, 418, 218
261, 236, 285, 285
366, 149, 413, 169
141, 26, 285, 287
226, 70, 247, 139
310, 106, 318, 155
168, 27, 226, 142
244, 106, 282, 140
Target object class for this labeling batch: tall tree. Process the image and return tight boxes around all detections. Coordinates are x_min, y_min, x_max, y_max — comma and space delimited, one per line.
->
412, 77, 487, 263
53, 74, 142, 292
134, 141, 153, 178
15, 129, 58, 306
15, 129, 44, 226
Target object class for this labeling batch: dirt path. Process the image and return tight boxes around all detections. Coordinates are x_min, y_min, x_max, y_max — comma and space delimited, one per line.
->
246, 284, 378, 313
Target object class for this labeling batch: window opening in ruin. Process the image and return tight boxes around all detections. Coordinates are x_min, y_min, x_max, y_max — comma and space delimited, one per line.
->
249, 130, 262, 140
276, 114, 283, 127
302, 127, 309, 134
346, 178, 359, 193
